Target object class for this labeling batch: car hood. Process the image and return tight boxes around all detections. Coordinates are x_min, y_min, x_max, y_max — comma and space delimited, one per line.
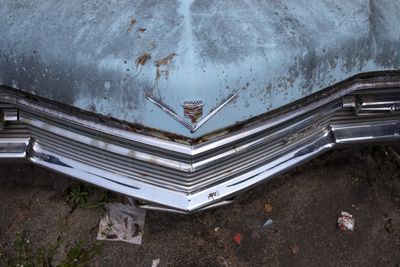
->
0, 0, 399, 138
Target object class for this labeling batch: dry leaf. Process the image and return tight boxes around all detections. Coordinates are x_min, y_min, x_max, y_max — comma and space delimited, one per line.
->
263, 203, 273, 213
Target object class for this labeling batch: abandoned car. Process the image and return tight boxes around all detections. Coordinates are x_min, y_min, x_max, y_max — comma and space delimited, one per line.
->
0, 0, 400, 212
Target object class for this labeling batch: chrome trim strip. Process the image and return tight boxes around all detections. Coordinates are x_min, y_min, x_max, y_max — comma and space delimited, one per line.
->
342, 94, 400, 115
192, 94, 238, 132
0, 138, 30, 158
145, 94, 194, 132
146, 93, 238, 133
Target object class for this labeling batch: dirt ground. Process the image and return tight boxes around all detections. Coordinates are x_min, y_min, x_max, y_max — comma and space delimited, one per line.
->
1, 144, 400, 266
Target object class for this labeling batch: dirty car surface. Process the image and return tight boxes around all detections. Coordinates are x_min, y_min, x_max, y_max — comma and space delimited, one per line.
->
0, 0, 400, 212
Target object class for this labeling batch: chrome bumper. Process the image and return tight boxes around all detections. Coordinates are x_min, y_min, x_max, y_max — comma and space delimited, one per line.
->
1, 73, 400, 213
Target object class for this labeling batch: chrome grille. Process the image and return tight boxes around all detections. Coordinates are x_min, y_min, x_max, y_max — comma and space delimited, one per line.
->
0, 97, 397, 193
0, 74, 400, 212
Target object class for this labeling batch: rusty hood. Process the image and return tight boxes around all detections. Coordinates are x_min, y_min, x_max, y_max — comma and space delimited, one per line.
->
0, 0, 400, 138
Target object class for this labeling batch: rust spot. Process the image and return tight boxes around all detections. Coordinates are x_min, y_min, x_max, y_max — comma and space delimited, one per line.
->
135, 53, 151, 67
155, 53, 177, 67
138, 28, 146, 33
127, 18, 137, 32
155, 53, 177, 80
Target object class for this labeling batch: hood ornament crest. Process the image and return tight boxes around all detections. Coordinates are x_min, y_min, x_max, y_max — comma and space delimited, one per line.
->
182, 100, 204, 123
146, 93, 237, 133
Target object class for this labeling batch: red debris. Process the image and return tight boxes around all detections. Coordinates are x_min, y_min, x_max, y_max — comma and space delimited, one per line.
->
233, 233, 242, 245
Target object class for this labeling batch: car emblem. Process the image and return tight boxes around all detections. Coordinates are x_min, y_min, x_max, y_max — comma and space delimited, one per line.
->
182, 100, 204, 123
146, 93, 237, 133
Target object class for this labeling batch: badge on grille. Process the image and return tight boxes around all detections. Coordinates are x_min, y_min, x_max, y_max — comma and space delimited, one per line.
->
182, 100, 204, 123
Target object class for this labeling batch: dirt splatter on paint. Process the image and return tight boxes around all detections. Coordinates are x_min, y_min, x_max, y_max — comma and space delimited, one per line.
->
135, 53, 151, 67
127, 18, 137, 32
155, 53, 177, 80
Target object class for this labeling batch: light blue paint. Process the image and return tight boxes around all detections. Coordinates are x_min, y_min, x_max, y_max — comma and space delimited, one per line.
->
0, 0, 399, 138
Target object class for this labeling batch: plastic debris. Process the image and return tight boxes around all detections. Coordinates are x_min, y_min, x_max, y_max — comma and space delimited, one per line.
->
263, 203, 273, 213
260, 219, 273, 230
233, 233, 242, 245
97, 202, 146, 245
151, 259, 160, 267
337, 211, 355, 231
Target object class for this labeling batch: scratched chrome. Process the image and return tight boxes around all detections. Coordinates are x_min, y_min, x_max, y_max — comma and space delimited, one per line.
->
0, 76, 400, 211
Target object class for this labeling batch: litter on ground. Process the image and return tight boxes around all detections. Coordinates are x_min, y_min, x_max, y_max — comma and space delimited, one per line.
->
337, 211, 355, 231
260, 219, 274, 230
151, 258, 160, 267
233, 233, 242, 245
97, 202, 146, 245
